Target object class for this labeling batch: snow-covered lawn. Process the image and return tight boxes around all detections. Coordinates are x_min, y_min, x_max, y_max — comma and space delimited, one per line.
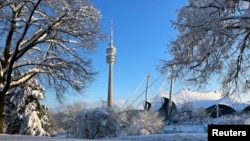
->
0, 133, 207, 141
114, 133, 207, 141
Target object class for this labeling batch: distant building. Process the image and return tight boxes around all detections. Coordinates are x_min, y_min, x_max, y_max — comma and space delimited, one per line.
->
146, 89, 250, 118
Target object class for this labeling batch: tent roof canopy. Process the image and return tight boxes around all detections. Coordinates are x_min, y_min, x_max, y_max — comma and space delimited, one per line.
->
148, 89, 250, 112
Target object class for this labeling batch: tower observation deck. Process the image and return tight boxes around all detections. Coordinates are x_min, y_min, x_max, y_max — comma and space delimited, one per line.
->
106, 21, 116, 108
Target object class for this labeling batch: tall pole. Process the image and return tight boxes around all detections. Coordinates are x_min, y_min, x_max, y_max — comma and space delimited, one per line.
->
144, 74, 150, 110
106, 21, 116, 108
167, 65, 175, 120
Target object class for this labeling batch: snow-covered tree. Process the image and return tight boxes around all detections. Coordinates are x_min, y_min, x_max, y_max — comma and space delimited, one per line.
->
74, 107, 119, 139
119, 110, 164, 136
45, 110, 61, 135
48, 102, 86, 136
4, 78, 50, 136
0, 0, 103, 132
69, 107, 165, 139
159, 0, 250, 97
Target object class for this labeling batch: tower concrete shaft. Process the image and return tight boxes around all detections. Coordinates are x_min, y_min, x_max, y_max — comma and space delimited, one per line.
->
106, 21, 116, 108
107, 63, 114, 108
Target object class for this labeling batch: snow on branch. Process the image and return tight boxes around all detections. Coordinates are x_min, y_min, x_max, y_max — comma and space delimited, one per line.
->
160, 0, 250, 97
0, 0, 102, 98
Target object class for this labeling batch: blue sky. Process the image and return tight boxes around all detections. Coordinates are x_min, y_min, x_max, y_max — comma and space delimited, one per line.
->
43, 0, 190, 109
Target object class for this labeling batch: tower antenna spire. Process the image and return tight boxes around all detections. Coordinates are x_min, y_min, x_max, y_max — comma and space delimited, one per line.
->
110, 20, 114, 47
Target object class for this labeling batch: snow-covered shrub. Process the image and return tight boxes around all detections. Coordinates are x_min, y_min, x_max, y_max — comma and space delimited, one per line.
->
192, 107, 210, 122
180, 102, 194, 113
214, 113, 250, 124
171, 104, 209, 123
4, 78, 50, 136
171, 110, 190, 123
118, 110, 164, 136
244, 118, 250, 124
73, 107, 119, 139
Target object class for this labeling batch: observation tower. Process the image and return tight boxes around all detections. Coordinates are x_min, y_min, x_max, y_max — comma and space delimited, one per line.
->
106, 21, 116, 108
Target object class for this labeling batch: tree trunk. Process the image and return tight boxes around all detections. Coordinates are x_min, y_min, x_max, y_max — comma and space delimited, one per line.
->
0, 94, 4, 133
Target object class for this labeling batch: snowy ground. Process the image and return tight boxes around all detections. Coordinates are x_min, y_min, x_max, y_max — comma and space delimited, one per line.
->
0, 133, 207, 141
113, 133, 207, 141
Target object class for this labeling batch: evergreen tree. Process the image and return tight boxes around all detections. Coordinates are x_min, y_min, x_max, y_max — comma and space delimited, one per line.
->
4, 78, 50, 136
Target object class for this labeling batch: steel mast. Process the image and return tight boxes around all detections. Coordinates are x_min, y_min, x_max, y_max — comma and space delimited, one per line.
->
167, 65, 175, 120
